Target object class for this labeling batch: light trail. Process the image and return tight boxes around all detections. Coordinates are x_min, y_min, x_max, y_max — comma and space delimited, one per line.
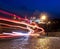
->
0, 17, 44, 32
0, 10, 44, 33
0, 23, 28, 30
1, 22, 45, 37
0, 17, 45, 36
0, 10, 45, 37
0, 10, 30, 23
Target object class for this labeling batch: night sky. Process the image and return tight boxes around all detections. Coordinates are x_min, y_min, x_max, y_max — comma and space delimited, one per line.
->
0, 0, 60, 18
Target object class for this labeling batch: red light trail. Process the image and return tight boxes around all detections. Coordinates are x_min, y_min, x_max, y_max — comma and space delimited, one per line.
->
0, 10, 45, 38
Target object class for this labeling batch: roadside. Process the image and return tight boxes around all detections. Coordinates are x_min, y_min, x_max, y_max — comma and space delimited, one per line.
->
46, 32, 60, 37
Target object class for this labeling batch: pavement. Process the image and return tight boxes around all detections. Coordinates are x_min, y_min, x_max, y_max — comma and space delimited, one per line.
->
0, 37, 60, 49
47, 32, 60, 36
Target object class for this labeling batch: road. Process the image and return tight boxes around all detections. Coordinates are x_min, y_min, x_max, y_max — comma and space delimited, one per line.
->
0, 37, 60, 49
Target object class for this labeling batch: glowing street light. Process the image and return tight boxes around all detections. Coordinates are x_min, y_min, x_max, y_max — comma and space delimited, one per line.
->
40, 15, 46, 20
40, 13, 48, 22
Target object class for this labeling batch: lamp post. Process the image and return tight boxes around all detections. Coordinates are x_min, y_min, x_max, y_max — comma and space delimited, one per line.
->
39, 13, 49, 35
40, 13, 48, 24
40, 15, 47, 21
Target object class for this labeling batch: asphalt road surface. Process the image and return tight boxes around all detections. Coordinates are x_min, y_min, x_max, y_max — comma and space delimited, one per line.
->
0, 37, 60, 49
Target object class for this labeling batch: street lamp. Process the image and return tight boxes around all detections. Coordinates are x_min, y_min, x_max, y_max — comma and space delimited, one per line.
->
40, 13, 48, 22
40, 15, 47, 21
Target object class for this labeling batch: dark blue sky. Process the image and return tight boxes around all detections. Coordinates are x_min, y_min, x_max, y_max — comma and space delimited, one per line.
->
0, 0, 60, 18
